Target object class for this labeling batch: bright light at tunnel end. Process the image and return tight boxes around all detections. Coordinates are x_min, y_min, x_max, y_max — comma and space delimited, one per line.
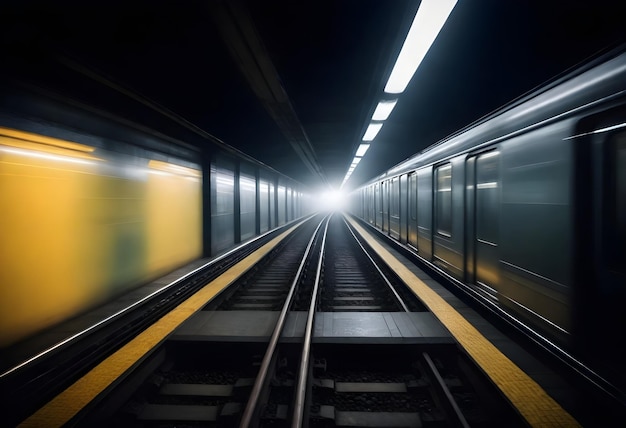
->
317, 189, 347, 212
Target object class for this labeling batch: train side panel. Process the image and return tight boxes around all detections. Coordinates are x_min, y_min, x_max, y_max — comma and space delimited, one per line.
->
433, 157, 465, 280
375, 182, 382, 228
499, 120, 575, 340
382, 180, 389, 233
465, 149, 502, 299
269, 180, 276, 229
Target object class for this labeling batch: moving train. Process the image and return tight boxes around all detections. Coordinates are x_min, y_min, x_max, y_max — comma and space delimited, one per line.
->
349, 47, 626, 358
0, 83, 306, 347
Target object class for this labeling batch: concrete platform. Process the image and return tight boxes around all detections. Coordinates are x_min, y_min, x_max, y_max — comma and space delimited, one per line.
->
170, 310, 454, 344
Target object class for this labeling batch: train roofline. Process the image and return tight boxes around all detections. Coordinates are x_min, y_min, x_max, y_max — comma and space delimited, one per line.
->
360, 44, 626, 187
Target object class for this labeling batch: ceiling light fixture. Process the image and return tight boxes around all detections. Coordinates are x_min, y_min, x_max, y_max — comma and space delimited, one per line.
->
371, 99, 398, 121
342, 0, 456, 189
355, 143, 370, 157
362, 123, 383, 141
384, 0, 457, 94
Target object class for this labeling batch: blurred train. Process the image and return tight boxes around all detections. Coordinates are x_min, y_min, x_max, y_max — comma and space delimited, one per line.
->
350, 47, 626, 357
0, 84, 307, 347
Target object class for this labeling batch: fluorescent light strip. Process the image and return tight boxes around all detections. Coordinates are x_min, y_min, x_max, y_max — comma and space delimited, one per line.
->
148, 160, 201, 178
147, 169, 171, 176
0, 146, 98, 165
362, 123, 383, 141
384, 0, 457, 94
371, 99, 398, 121
355, 143, 370, 157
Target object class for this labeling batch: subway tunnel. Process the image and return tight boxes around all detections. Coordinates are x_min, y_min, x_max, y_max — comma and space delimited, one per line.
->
1, 1, 626, 426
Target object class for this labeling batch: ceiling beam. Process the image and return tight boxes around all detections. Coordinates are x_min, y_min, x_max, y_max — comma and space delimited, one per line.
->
209, 0, 328, 186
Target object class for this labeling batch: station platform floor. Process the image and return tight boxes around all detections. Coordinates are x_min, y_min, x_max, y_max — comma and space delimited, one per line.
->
171, 310, 455, 344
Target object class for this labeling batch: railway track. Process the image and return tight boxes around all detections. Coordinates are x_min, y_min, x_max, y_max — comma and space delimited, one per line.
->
80, 214, 526, 427
319, 217, 424, 312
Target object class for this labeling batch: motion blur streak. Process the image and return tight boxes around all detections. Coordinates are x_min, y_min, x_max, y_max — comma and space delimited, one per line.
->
0, 128, 202, 347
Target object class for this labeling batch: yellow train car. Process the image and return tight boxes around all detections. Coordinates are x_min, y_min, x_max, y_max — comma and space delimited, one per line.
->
0, 127, 202, 347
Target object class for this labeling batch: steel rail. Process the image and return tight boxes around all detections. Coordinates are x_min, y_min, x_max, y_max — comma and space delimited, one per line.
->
342, 215, 410, 312
240, 216, 328, 427
291, 215, 331, 428
423, 352, 471, 428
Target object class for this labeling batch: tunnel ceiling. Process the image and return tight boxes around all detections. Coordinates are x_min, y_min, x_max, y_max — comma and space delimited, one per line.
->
2, 0, 625, 191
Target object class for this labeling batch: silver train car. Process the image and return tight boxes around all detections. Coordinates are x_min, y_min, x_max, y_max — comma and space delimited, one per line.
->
350, 47, 626, 358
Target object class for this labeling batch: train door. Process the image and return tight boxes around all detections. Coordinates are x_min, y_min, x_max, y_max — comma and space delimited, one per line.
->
399, 174, 408, 244
408, 172, 418, 250
433, 163, 455, 273
599, 127, 626, 289
382, 180, 389, 233
359, 187, 367, 220
389, 176, 400, 239
466, 150, 501, 297
364, 186, 374, 224
365, 187, 372, 224
269, 181, 276, 228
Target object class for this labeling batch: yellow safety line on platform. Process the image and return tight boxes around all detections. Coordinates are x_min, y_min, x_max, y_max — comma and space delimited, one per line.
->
19, 221, 304, 428
346, 216, 581, 428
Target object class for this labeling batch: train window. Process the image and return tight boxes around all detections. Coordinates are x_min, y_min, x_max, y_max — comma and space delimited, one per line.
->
259, 179, 270, 233
409, 173, 417, 222
391, 177, 400, 217
435, 164, 452, 237
476, 151, 500, 245
277, 185, 286, 225
239, 171, 256, 241
286, 187, 293, 221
